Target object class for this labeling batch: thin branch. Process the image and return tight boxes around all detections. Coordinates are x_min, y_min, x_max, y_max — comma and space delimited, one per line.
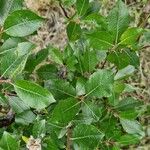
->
67, 127, 72, 150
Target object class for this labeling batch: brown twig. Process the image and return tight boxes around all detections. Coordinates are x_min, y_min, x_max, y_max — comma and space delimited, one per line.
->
66, 127, 72, 150
0, 79, 11, 84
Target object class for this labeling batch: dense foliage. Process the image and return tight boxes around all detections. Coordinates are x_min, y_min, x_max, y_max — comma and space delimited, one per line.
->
0, 0, 149, 149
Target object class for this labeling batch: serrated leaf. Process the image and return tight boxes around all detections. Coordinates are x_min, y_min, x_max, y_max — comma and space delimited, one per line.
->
72, 124, 104, 149
0, 131, 19, 150
86, 69, 114, 98
86, 31, 114, 50
76, 0, 89, 17
49, 98, 80, 126
107, 0, 130, 43
4, 10, 43, 37
0, 0, 23, 25
14, 80, 56, 110
114, 65, 135, 80
67, 22, 81, 41
120, 118, 145, 138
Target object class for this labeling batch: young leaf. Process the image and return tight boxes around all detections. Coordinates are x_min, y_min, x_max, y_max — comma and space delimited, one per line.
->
0, 131, 19, 150
120, 118, 145, 138
86, 31, 114, 50
76, 0, 89, 17
49, 98, 80, 126
72, 124, 104, 149
4, 10, 43, 37
67, 22, 81, 41
14, 80, 56, 110
86, 69, 114, 98
107, 0, 130, 43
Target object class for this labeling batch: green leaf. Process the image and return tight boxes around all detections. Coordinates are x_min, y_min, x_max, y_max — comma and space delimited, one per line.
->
67, 22, 81, 41
32, 119, 46, 137
115, 97, 142, 111
37, 64, 58, 80
0, 0, 23, 25
14, 80, 56, 110
15, 110, 36, 125
0, 131, 19, 150
120, 27, 143, 45
49, 47, 63, 65
107, 49, 140, 69
0, 93, 8, 106
86, 69, 114, 98
117, 134, 139, 146
0, 51, 29, 79
25, 48, 49, 73
46, 79, 76, 100
72, 124, 104, 149
49, 98, 80, 127
86, 31, 114, 50
43, 137, 59, 150
107, 0, 130, 43
120, 118, 145, 138
8, 96, 29, 114
82, 101, 102, 124
0, 37, 23, 56
80, 49, 99, 73
4, 10, 43, 37
114, 65, 135, 80
76, 0, 89, 17
76, 78, 86, 96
